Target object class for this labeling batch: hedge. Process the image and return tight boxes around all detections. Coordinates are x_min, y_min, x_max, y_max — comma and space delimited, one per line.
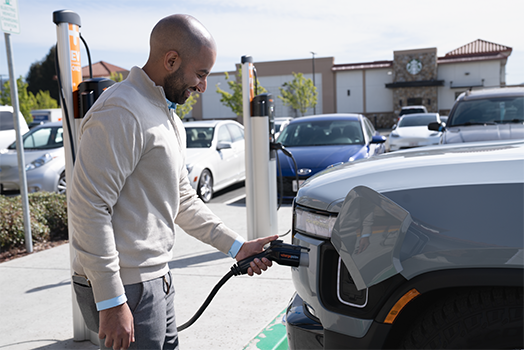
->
0, 192, 68, 252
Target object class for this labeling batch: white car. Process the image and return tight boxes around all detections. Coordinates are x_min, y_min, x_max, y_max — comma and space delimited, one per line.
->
0, 121, 66, 194
387, 113, 443, 151
0, 105, 29, 150
184, 120, 245, 202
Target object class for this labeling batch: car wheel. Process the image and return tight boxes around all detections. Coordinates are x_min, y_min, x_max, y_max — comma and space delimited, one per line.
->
399, 287, 523, 349
57, 171, 66, 195
197, 169, 213, 203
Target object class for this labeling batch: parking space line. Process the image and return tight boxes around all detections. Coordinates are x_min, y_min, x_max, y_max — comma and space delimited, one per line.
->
242, 309, 288, 350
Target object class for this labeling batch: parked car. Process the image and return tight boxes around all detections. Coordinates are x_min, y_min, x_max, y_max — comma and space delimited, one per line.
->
273, 117, 292, 139
184, 120, 245, 202
285, 139, 524, 349
428, 87, 524, 144
398, 105, 428, 121
0, 105, 29, 150
275, 114, 386, 200
387, 113, 443, 151
0, 121, 66, 194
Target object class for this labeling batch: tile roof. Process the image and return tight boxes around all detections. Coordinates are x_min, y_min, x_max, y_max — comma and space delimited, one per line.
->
332, 60, 392, 71
82, 61, 129, 78
445, 39, 512, 57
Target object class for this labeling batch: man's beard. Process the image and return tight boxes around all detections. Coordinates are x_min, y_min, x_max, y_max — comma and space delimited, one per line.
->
163, 68, 191, 105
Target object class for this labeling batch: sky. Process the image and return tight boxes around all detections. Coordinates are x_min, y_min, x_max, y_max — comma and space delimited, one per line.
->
0, 0, 523, 85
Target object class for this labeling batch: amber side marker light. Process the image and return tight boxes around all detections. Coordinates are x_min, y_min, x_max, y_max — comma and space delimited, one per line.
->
384, 288, 420, 324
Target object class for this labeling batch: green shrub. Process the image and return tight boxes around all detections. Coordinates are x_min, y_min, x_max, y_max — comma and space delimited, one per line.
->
0, 192, 68, 252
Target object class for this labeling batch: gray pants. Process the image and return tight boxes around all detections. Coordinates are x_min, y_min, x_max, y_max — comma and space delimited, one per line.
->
73, 272, 179, 350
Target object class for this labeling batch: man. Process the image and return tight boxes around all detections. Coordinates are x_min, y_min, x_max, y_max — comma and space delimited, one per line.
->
69, 14, 277, 350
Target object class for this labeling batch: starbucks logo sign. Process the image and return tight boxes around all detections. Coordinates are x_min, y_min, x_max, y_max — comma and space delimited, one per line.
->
406, 59, 422, 75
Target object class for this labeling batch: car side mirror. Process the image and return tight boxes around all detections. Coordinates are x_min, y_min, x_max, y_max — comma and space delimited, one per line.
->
428, 122, 444, 132
217, 141, 232, 150
392, 124, 397, 130
371, 135, 387, 144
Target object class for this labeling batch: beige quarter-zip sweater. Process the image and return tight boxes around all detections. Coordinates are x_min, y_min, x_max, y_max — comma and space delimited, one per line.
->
69, 67, 238, 304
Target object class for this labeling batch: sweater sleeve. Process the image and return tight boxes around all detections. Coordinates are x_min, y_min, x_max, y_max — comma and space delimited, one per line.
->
174, 167, 239, 255
69, 107, 143, 304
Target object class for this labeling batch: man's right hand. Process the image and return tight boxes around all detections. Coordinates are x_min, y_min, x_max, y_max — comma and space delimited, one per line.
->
99, 303, 135, 350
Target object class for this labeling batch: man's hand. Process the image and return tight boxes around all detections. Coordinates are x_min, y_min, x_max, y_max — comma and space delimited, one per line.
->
99, 302, 135, 350
236, 235, 279, 276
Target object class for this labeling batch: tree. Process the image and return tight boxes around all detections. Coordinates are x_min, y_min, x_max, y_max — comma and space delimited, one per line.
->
26, 46, 59, 103
176, 93, 199, 119
110, 71, 124, 82
216, 67, 267, 117
278, 72, 318, 116
1, 76, 58, 123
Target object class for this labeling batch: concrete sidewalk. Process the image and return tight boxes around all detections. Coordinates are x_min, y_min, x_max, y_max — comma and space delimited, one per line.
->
0, 199, 296, 350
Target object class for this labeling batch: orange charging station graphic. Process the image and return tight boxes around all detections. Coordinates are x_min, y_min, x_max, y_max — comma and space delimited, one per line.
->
248, 62, 254, 102
68, 23, 82, 118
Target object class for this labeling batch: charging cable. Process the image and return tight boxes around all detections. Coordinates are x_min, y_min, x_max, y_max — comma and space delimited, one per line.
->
176, 240, 309, 331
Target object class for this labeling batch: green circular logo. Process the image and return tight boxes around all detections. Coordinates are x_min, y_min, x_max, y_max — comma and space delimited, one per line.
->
406, 59, 422, 75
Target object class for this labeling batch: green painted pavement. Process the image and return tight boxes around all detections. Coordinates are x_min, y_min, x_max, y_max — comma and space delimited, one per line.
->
243, 309, 288, 350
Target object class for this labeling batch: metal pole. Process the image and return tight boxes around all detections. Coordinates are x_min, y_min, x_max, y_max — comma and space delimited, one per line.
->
4, 32, 32, 253
311, 51, 316, 115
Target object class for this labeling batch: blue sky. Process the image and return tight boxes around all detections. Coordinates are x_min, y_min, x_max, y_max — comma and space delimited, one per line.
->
1, 0, 523, 85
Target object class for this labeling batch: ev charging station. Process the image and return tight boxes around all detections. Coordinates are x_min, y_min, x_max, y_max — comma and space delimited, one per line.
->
53, 9, 114, 343
241, 56, 278, 240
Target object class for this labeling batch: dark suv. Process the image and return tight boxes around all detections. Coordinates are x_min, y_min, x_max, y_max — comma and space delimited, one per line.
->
428, 87, 524, 144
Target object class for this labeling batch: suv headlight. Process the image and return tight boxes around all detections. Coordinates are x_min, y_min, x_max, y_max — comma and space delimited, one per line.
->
25, 153, 55, 171
295, 207, 337, 239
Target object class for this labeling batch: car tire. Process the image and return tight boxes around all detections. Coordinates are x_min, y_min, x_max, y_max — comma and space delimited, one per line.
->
57, 171, 67, 195
399, 287, 523, 349
197, 169, 213, 203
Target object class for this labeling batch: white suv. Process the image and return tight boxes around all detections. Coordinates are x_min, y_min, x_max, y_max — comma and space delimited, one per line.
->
0, 106, 29, 150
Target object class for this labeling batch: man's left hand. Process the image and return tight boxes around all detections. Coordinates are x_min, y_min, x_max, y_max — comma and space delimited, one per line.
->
236, 235, 279, 276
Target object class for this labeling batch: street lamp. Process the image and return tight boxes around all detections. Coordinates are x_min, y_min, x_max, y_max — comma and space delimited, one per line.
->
311, 51, 316, 115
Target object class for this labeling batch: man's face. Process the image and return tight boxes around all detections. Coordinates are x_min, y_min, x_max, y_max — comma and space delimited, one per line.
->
163, 45, 216, 105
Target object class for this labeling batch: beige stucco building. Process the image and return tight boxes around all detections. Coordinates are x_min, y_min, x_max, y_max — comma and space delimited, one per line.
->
191, 39, 516, 128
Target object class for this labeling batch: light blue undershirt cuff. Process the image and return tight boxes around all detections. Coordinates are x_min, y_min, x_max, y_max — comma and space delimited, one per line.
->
96, 294, 127, 311
228, 236, 246, 258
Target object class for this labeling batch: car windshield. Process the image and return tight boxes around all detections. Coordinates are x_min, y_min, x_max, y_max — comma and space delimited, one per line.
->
277, 120, 364, 147
450, 96, 524, 127
398, 114, 438, 127
186, 127, 214, 148
8, 126, 63, 150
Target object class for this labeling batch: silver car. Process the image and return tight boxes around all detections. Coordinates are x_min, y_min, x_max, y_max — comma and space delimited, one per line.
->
0, 121, 65, 194
428, 87, 524, 143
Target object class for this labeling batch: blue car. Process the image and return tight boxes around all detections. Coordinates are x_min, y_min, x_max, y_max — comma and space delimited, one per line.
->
275, 114, 386, 199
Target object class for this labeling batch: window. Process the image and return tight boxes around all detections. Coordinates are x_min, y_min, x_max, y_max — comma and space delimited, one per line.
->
9, 126, 63, 150
226, 124, 244, 142
217, 126, 232, 143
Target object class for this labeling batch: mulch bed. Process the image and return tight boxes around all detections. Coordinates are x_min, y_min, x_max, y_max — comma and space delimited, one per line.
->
0, 240, 68, 263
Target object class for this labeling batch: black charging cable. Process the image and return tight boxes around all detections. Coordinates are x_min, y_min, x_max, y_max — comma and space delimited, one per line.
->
54, 33, 93, 166
271, 142, 299, 204
176, 240, 309, 332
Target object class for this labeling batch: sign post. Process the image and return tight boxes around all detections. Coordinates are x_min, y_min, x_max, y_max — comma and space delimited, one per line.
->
1, 0, 32, 253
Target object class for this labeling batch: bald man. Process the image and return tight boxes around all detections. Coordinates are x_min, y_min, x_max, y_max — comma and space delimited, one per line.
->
69, 14, 276, 350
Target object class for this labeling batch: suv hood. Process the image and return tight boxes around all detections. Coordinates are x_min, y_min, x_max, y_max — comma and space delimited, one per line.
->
444, 124, 524, 144
295, 140, 524, 212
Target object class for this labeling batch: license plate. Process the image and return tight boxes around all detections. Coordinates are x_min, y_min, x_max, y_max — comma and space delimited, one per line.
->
292, 180, 305, 192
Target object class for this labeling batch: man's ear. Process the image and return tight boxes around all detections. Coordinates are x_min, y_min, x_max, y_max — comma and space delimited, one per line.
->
164, 51, 182, 73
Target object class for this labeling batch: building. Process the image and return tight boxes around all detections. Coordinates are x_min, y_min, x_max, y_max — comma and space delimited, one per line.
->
193, 39, 515, 127
81, 61, 129, 80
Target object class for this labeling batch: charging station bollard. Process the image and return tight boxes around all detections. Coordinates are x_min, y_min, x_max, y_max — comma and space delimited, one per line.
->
241, 56, 278, 240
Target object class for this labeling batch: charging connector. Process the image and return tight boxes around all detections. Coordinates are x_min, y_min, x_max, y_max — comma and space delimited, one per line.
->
176, 240, 309, 332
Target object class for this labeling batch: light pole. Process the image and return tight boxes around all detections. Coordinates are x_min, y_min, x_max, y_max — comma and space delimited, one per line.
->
310, 51, 316, 115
